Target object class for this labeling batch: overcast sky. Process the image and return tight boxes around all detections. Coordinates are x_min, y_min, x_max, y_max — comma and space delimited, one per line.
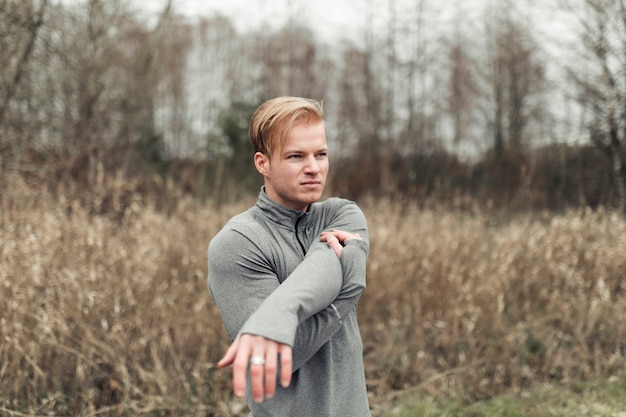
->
140, 0, 367, 43
136, 0, 571, 48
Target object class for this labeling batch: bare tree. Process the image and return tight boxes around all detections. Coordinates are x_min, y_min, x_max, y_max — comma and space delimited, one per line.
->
392, 0, 450, 155
447, 41, 478, 149
0, 0, 178, 188
0, 0, 47, 123
565, 0, 626, 212
334, 0, 392, 158
44, 0, 175, 179
0, 0, 48, 183
482, 0, 547, 156
247, 23, 332, 101
336, 47, 384, 153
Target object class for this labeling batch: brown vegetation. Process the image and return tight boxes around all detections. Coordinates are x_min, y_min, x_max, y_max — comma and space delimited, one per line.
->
3, 2, 626, 414
1, 179, 624, 416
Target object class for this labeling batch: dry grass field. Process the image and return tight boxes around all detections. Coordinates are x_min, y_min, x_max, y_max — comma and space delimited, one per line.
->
1, 179, 625, 416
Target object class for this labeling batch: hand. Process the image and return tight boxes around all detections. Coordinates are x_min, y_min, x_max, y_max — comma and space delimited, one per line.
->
217, 334, 293, 403
320, 229, 362, 257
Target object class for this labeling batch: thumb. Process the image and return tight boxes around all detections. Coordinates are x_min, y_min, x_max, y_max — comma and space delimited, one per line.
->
217, 335, 241, 368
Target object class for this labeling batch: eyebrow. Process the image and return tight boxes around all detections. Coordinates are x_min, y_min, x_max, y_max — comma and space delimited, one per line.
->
282, 146, 328, 154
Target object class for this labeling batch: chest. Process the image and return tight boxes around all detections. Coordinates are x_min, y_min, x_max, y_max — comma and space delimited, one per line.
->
262, 220, 323, 283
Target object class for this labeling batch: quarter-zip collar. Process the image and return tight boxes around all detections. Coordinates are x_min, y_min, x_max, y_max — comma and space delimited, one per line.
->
255, 187, 312, 230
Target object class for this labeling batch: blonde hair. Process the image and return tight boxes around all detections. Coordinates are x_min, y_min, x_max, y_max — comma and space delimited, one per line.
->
249, 96, 324, 156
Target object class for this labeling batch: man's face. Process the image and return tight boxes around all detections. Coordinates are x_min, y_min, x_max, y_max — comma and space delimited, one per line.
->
255, 121, 329, 211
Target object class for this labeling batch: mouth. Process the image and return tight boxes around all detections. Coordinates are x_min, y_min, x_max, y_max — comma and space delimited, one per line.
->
301, 181, 322, 187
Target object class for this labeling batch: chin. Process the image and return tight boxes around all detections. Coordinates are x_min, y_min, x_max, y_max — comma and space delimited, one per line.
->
306, 192, 323, 202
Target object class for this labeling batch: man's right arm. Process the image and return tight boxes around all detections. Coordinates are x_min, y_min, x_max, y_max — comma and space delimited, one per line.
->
208, 228, 346, 368
289, 203, 370, 368
208, 204, 369, 401
209, 201, 369, 364
245, 200, 370, 369
288, 240, 368, 370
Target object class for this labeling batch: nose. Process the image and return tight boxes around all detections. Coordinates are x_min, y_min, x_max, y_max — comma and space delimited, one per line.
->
303, 155, 321, 174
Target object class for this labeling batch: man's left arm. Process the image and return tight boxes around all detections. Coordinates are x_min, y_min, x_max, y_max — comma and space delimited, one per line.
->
237, 200, 368, 348
217, 200, 370, 401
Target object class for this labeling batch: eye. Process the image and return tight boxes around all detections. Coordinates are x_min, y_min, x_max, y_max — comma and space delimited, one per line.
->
316, 152, 328, 159
287, 154, 303, 159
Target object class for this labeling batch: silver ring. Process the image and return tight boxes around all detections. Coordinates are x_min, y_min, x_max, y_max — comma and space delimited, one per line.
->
250, 356, 265, 366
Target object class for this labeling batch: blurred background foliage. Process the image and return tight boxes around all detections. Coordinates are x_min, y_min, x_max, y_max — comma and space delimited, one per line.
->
2, 1, 626, 415
1, 0, 625, 212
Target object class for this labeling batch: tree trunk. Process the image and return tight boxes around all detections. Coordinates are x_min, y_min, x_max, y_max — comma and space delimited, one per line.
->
0, 0, 48, 192
610, 141, 626, 213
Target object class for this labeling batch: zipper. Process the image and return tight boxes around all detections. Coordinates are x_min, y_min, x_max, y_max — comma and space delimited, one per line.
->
295, 215, 307, 255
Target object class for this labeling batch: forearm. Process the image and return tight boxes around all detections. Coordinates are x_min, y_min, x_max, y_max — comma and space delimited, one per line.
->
238, 238, 368, 346
332, 239, 368, 317
290, 304, 343, 370
238, 241, 342, 346
240, 200, 369, 340
212, 200, 369, 359
290, 238, 369, 368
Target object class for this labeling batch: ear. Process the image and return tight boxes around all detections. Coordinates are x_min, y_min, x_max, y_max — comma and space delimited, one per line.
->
254, 152, 270, 176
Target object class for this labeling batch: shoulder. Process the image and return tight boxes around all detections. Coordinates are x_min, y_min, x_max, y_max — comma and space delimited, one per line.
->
208, 210, 263, 255
315, 197, 366, 220
315, 196, 361, 214
311, 197, 368, 237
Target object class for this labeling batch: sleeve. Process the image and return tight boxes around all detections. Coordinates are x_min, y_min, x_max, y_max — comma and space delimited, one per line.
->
330, 240, 368, 316
322, 201, 370, 319
288, 237, 369, 370
275, 201, 370, 369
237, 239, 343, 346
238, 200, 370, 342
208, 228, 344, 347
208, 229, 279, 341
209, 201, 369, 371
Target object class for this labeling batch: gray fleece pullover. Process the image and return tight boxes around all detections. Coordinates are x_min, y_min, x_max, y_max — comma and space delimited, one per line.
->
208, 189, 371, 417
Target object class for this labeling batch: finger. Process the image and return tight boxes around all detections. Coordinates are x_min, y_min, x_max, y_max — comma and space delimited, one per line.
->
279, 344, 293, 388
264, 342, 278, 399
331, 241, 342, 256
327, 230, 347, 242
333, 230, 362, 243
319, 232, 331, 241
217, 336, 240, 368
322, 233, 338, 243
320, 233, 337, 245
249, 347, 266, 403
232, 337, 253, 398
325, 237, 342, 256
331, 229, 348, 240
320, 230, 342, 239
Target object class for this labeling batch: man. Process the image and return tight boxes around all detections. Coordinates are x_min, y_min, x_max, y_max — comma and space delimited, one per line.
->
208, 96, 370, 416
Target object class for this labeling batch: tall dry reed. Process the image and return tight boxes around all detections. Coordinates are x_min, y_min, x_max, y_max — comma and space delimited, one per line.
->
361, 198, 626, 411
1, 181, 625, 416
1, 180, 251, 416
